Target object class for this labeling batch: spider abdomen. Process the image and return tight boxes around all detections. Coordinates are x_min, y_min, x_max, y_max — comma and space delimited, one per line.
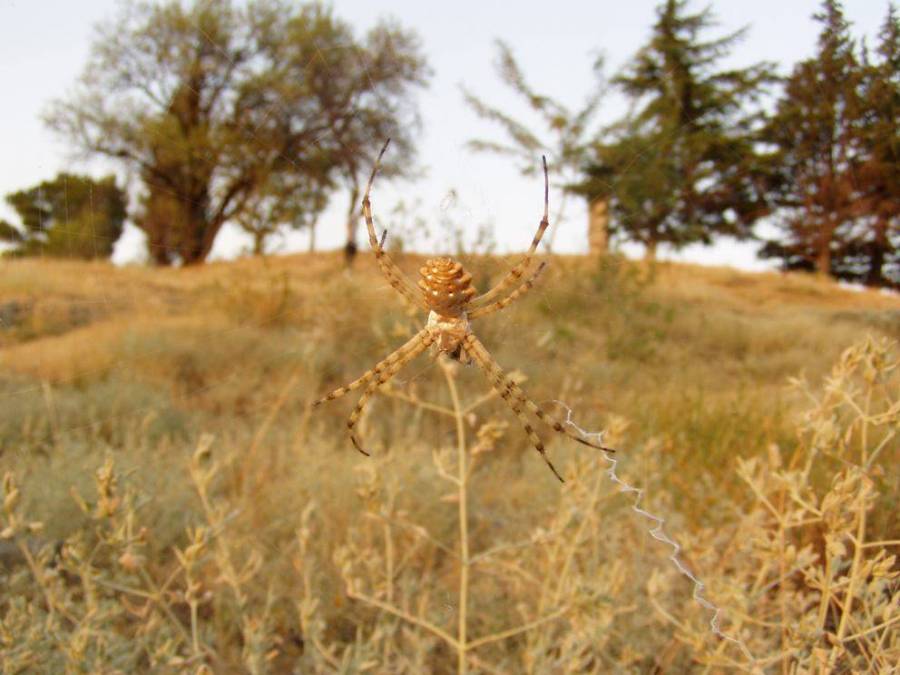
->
418, 257, 476, 316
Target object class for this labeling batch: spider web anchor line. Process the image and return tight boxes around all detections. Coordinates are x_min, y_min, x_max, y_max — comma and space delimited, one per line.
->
550, 400, 757, 669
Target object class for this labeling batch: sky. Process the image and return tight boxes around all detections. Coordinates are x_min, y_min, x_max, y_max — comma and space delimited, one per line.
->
0, 0, 892, 268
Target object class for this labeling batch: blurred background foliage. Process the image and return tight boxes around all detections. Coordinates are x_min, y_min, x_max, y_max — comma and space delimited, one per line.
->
0, 0, 895, 289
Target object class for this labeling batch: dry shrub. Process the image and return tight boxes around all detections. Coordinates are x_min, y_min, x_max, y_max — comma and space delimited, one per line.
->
648, 335, 899, 672
2, 337, 897, 673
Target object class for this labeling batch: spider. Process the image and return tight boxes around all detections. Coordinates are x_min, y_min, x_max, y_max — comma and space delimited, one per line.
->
312, 139, 614, 482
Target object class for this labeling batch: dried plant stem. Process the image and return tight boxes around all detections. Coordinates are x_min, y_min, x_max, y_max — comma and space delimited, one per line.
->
382, 384, 457, 418
836, 485, 869, 644
137, 566, 194, 648
345, 586, 460, 648
246, 367, 304, 488
364, 511, 458, 557
466, 605, 569, 650
836, 378, 873, 645
551, 461, 605, 608
461, 390, 501, 416
440, 356, 470, 675
15, 538, 74, 624
341, 356, 582, 671
843, 614, 900, 643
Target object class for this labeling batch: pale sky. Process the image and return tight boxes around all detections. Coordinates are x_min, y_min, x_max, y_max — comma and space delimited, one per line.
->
0, 0, 891, 268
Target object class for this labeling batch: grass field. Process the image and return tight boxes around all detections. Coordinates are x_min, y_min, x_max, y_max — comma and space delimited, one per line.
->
1, 252, 898, 673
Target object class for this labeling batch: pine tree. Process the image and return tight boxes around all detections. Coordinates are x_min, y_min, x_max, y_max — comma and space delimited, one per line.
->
576, 0, 772, 258
0, 174, 126, 259
847, 4, 900, 288
758, 0, 864, 277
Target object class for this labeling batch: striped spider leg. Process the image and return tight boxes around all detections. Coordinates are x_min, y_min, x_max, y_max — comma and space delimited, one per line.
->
467, 155, 551, 311
361, 139, 428, 311
311, 328, 431, 409
467, 261, 548, 320
345, 332, 435, 455
463, 333, 615, 483
313, 329, 434, 455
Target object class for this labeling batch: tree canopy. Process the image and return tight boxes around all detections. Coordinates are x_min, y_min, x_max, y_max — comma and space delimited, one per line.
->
46, 0, 429, 265
758, 0, 863, 277
0, 174, 126, 259
851, 4, 900, 287
576, 0, 773, 258
758, 1, 900, 288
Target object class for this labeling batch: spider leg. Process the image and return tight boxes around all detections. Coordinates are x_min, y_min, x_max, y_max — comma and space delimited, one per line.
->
347, 332, 434, 456
470, 156, 550, 309
312, 329, 430, 408
462, 335, 564, 483
467, 262, 548, 320
464, 334, 615, 454
362, 139, 428, 311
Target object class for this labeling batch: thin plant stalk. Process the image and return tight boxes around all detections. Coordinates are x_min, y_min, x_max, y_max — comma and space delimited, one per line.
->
441, 356, 470, 675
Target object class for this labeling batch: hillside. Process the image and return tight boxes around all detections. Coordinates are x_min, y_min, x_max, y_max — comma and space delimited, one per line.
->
1, 253, 898, 672
1, 253, 895, 475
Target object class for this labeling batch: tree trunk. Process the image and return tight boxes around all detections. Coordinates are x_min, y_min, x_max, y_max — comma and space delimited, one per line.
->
253, 231, 266, 256
177, 196, 214, 265
308, 219, 317, 253
816, 217, 834, 278
865, 216, 887, 287
148, 229, 172, 266
588, 198, 609, 256
179, 220, 209, 264
138, 188, 174, 266
343, 183, 361, 267
644, 238, 658, 261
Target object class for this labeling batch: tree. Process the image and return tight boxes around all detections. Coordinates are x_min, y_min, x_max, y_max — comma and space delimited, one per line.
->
235, 167, 332, 256
462, 40, 604, 252
576, 0, 773, 259
845, 4, 900, 288
310, 19, 429, 265
0, 173, 126, 259
46, 0, 428, 266
758, 0, 864, 277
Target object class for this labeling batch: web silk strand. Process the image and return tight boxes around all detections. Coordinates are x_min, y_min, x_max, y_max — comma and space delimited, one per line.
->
551, 401, 758, 669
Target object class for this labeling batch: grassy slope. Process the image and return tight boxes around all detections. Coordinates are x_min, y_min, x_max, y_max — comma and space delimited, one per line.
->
1, 253, 897, 670
1, 252, 897, 503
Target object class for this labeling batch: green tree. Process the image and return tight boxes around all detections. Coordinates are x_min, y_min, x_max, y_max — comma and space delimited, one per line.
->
46, 0, 428, 266
846, 4, 900, 288
0, 174, 126, 259
236, 167, 332, 256
462, 40, 604, 252
577, 0, 772, 259
311, 20, 429, 265
758, 0, 864, 277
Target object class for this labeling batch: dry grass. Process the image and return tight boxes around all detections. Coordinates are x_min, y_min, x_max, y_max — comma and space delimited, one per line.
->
1, 253, 898, 672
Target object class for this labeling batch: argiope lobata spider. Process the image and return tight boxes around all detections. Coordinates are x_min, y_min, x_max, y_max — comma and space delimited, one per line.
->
313, 139, 614, 482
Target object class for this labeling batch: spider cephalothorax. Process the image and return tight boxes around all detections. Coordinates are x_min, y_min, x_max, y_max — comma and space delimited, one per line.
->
312, 139, 614, 482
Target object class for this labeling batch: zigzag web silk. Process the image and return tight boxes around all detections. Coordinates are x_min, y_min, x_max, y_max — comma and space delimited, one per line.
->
550, 400, 759, 669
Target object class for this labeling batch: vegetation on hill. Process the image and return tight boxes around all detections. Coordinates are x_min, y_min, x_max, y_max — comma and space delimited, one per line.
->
1, 254, 897, 671
0, 174, 125, 260
44, 0, 428, 265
